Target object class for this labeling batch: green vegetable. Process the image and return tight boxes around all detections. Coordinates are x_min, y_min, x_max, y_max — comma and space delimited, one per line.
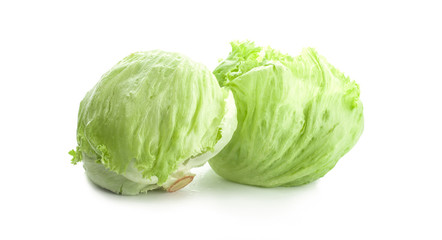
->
209, 41, 364, 187
70, 50, 237, 195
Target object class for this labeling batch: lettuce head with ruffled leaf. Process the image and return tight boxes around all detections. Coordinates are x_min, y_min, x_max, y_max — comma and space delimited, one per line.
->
209, 41, 363, 187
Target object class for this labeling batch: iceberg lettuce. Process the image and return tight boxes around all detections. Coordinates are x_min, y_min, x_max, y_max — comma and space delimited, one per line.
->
70, 50, 237, 194
209, 41, 363, 187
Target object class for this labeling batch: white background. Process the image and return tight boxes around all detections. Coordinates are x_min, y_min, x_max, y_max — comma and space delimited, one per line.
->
1, 0, 441, 239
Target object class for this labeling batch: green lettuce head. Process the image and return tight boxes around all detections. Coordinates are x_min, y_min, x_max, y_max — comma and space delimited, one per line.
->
70, 50, 237, 195
209, 41, 364, 187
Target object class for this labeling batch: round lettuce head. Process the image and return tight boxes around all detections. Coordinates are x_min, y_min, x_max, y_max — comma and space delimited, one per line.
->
209, 41, 363, 187
70, 50, 237, 195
